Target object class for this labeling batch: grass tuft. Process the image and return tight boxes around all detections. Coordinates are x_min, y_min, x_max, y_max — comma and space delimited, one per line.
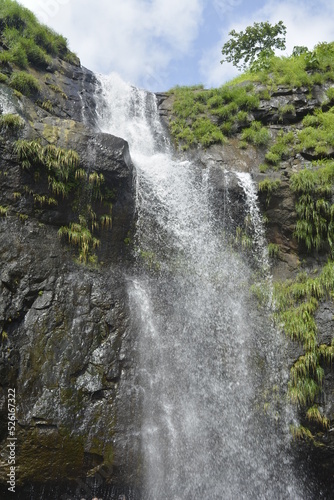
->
272, 261, 334, 432
9, 71, 40, 96
0, 0, 77, 69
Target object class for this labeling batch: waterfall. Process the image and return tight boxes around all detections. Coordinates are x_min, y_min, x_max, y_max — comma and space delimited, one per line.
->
95, 73, 309, 499
0, 85, 19, 114
236, 172, 270, 273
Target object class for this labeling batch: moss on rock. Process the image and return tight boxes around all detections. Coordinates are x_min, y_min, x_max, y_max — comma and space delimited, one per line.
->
17, 428, 85, 484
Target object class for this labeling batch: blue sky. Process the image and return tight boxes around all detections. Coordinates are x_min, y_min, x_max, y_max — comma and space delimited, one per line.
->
19, 0, 334, 91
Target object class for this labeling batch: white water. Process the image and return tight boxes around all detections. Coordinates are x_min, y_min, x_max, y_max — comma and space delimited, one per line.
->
96, 73, 308, 499
236, 172, 270, 272
0, 85, 19, 114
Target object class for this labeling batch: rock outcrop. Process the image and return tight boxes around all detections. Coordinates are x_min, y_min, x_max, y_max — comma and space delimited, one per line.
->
0, 57, 136, 498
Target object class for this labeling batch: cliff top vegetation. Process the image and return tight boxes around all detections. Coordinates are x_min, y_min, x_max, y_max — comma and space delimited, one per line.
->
167, 41, 334, 151
0, 0, 78, 70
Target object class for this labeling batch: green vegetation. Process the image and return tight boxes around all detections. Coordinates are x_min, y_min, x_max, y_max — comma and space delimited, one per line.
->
18, 213, 28, 222
258, 178, 281, 206
59, 217, 100, 265
39, 99, 53, 113
221, 21, 287, 71
0, 205, 9, 216
168, 83, 259, 149
9, 71, 40, 95
306, 404, 330, 428
234, 226, 253, 250
278, 103, 295, 122
325, 86, 334, 104
290, 160, 334, 253
247, 76, 334, 438
0, 7, 331, 441
0, 72, 8, 83
49, 84, 68, 100
87, 172, 105, 202
0, 112, 24, 131
167, 37, 334, 151
229, 41, 334, 90
0, 0, 76, 69
290, 424, 314, 440
12, 88, 22, 99
100, 213, 112, 229
264, 130, 295, 167
241, 121, 270, 146
33, 194, 57, 207
258, 163, 269, 173
268, 243, 280, 258
15, 140, 79, 196
238, 140, 248, 150
59, 205, 113, 265
294, 108, 334, 157
263, 105, 334, 172
168, 41, 334, 152
14, 139, 113, 264
273, 262, 334, 434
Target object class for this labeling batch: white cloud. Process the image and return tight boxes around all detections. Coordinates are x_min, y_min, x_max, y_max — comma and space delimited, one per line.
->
211, 0, 244, 20
17, 0, 334, 90
19, 0, 204, 89
257, 0, 334, 54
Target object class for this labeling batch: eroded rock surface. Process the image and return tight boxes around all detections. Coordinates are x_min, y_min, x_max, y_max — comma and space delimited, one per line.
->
0, 57, 135, 496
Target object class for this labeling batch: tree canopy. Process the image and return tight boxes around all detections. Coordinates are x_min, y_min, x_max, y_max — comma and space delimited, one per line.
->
221, 21, 287, 71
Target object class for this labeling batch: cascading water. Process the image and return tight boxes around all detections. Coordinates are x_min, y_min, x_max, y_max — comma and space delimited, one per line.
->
236, 172, 270, 272
95, 73, 310, 499
0, 85, 18, 114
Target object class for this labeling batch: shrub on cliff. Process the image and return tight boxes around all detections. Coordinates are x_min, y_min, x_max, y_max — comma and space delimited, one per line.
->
168, 83, 259, 149
0, 0, 77, 69
9, 71, 40, 96
290, 160, 334, 253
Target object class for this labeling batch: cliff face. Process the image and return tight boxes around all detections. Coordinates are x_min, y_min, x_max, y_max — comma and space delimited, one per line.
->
0, 56, 136, 497
0, 30, 333, 499
157, 82, 333, 277
157, 82, 334, 493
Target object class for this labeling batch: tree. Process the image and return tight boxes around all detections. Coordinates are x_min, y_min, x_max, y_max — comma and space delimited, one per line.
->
220, 21, 287, 71
292, 46, 309, 57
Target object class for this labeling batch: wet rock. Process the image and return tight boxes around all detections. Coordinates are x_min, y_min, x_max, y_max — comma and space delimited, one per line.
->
0, 54, 135, 490
316, 302, 334, 345
253, 83, 327, 124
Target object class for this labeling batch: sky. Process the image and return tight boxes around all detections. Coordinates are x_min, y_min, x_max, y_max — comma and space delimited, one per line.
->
18, 0, 334, 91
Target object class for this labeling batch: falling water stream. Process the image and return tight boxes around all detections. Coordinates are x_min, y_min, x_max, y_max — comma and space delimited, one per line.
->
96, 74, 310, 499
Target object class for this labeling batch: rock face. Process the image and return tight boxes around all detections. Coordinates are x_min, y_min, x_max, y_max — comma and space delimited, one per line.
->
0, 55, 333, 497
0, 57, 136, 498
157, 85, 334, 495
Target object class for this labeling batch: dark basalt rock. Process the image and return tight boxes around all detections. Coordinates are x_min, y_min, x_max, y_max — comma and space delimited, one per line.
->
253, 84, 326, 124
0, 56, 135, 494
